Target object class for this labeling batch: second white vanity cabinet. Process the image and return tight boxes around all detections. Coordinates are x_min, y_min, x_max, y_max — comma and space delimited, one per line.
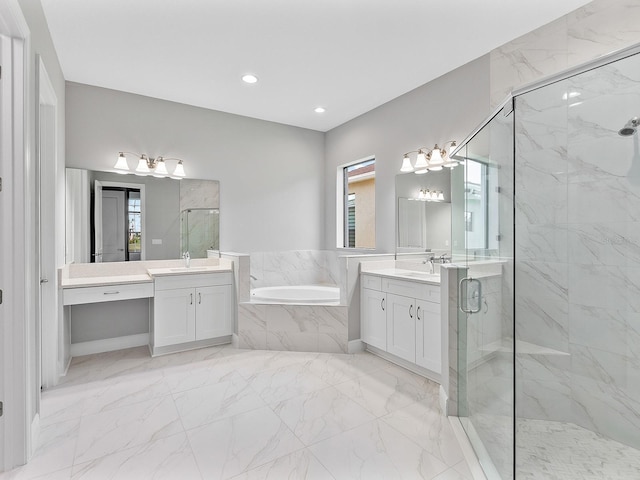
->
361, 272, 441, 376
151, 272, 232, 354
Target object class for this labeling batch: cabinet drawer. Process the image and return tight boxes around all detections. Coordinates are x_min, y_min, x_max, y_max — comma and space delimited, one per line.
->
361, 274, 382, 291
63, 282, 154, 306
154, 272, 233, 291
381, 277, 440, 303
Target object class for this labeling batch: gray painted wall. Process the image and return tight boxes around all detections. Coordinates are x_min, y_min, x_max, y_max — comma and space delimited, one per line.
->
324, 56, 491, 254
65, 82, 326, 253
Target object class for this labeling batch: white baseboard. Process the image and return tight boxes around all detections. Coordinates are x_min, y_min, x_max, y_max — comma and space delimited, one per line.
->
70, 333, 149, 357
231, 333, 240, 348
365, 345, 441, 384
439, 385, 449, 416
347, 339, 365, 353
30, 414, 40, 459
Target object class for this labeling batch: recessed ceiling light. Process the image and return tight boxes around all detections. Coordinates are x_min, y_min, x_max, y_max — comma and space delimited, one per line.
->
242, 74, 258, 84
314, 107, 326, 113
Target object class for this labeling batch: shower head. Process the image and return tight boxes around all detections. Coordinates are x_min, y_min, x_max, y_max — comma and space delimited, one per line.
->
619, 117, 639, 136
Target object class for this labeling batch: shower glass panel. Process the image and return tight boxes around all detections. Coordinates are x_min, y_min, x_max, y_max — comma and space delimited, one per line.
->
514, 50, 640, 478
180, 208, 220, 259
456, 102, 515, 479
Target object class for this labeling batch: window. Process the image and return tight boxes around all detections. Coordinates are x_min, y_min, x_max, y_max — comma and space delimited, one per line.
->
338, 158, 375, 249
127, 192, 141, 255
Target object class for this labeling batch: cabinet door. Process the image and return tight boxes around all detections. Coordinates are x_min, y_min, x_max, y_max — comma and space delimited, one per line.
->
386, 293, 416, 362
361, 288, 387, 350
154, 288, 196, 347
416, 299, 441, 373
195, 285, 232, 340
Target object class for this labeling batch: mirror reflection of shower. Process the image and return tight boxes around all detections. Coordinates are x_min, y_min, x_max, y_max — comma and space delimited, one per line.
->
180, 208, 220, 259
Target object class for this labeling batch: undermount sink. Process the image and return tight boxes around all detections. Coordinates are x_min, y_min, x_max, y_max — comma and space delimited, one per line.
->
401, 271, 439, 279
169, 267, 209, 272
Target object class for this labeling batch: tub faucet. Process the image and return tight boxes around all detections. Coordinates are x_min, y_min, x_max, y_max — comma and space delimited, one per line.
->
183, 251, 190, 268
439, 254, 451, 264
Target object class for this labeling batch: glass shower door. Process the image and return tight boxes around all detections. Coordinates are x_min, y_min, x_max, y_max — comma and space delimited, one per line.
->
455, 101, 515, 479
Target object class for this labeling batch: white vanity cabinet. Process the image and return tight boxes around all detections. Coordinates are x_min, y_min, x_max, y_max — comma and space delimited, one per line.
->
151, 272, 232, 355
361, 280, 387, 350
361, 272, 441, 376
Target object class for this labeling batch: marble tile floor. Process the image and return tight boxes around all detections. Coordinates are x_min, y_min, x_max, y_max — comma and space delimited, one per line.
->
1, 345, 473, 480
516, 418, 640, 480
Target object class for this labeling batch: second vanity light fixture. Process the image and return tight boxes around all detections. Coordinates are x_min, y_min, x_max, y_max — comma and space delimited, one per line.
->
115, 152, 186, 178
400, 140, 458, 174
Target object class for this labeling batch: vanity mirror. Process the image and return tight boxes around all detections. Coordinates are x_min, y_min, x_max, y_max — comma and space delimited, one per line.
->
65, 168, 220, 264
395, 168, 452, 254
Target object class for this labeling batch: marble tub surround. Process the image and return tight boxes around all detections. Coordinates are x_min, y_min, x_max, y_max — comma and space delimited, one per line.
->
60, 257, 227, 288
249, 250, 340, 289
238, 304, 349, 353
6, 345, 474, 480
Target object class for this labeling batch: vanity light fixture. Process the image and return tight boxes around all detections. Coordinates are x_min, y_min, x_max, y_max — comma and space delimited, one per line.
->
416, 189, 445, 202
400, 140, 458, 174
115, 152, 187, 178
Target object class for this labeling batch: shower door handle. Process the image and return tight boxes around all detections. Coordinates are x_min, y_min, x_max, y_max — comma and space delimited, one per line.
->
459, 277, 482, 314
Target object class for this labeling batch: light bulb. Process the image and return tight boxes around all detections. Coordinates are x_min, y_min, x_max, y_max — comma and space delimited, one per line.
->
114, 152, 129, 171
136, 155, 150, 174
154, 158, 168, 176
400, 155, 414, 173
429, 145, 444, 168
415, 150, 428, 170
173, 160, 186, 177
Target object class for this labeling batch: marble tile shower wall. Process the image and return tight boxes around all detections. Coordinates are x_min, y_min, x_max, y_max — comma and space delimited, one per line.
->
490, 0, 640, 108
515, 53, 640, 450
249, 250, 339, 288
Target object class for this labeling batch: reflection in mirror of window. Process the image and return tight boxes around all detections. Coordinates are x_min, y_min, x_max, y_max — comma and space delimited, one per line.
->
465, 159, 488, 250
339, 158, 375, 249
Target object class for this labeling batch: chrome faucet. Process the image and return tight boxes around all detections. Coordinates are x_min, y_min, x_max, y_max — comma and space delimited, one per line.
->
183, 251, 190, 268
439, 253, 451, 264
423, 255, 436, 274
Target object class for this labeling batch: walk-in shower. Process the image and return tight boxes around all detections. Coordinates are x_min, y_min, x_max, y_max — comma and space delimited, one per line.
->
452, 44, 640, 479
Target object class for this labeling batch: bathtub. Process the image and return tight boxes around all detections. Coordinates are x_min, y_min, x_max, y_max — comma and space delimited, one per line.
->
250, 285, 340, 305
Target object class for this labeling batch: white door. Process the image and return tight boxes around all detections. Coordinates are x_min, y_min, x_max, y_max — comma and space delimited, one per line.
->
93, 180, 103, 262
386, 293, 416, 362
195, 285, 232, 340
153, 288, 196, 347
101, 189, 125, 262
361, 288, 386, 350
415, 299, 441, 373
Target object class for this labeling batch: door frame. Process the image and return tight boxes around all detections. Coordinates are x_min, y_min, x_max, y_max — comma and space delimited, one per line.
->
95, 180, 146, 261
0, 0, 31, 471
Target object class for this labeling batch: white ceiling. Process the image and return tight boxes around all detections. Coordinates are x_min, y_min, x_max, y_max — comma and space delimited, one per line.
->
41, 0, 591, 132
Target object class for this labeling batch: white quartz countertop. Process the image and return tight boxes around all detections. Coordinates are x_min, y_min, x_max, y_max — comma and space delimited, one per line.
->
146, 265, 233, 277
362, 268, 441, 285
61, 274, 153, 289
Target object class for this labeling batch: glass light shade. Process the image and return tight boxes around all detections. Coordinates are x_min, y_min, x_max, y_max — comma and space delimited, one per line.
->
444, 159, 458, 168
428, 165, 443, 171
437, 192, 445, 201
136, 156, 150, 173
400, 155, 414, 172
114, 153, 129, 171
415, 151, 429, 170
154, 159, 168, 176
414, 168, 428, 175
173, 160, 186, 177
428, 146, 444, 168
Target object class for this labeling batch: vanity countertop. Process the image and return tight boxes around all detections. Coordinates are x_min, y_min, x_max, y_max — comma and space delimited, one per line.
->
362, 268, 441, 285
146, 265, 232, 277
60, 274, 153, 289
59, 258, 233, 289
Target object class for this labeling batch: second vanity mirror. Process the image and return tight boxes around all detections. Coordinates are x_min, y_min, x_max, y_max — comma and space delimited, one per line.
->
395, 168, 452, 254
66, 168, 220, 264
